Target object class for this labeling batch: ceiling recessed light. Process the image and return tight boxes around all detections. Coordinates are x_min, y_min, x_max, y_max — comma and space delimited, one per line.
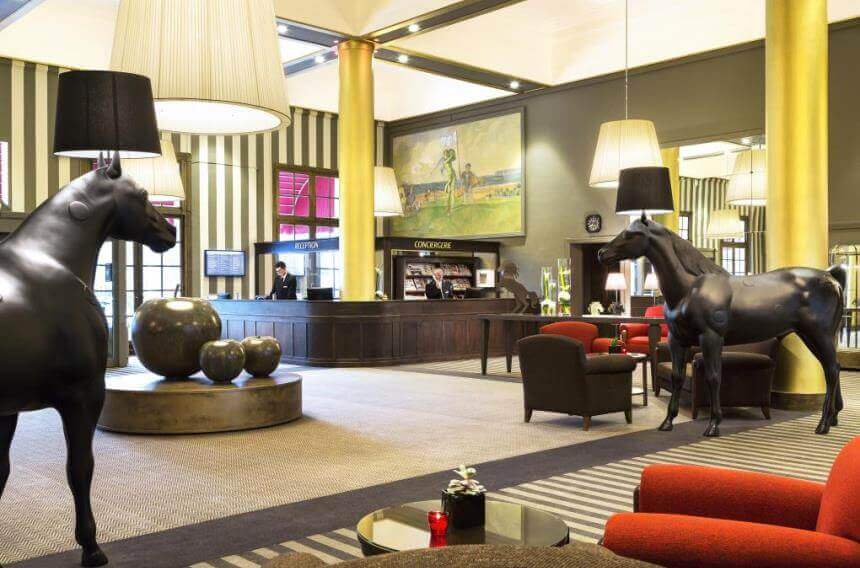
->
509, 80, 520, 89
407, 23, 421, 33
277, 23, 288, 35
397, 54, 409, 64
314, 54, 325, 64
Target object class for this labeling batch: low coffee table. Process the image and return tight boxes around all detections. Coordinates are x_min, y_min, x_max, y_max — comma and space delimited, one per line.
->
356, 499, 569, 556
626, 352, 649, 405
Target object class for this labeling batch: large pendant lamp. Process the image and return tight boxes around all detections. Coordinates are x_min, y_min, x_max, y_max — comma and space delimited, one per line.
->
123, 138, 185, 202
706, 209, 745, 240
589, 0, 662, 189
373, 167, 404, 217
726, 147, 767, 206
110, 0, 290, 135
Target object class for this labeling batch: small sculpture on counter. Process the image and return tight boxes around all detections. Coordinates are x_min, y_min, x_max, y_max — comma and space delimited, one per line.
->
0, 153, 177, 567
131, 297, 222, 378
499, 260, 540, 314
200, 339, 246, 384
587, 301, 604, 316
241, 336, 282, 377
599, 218, 846, 437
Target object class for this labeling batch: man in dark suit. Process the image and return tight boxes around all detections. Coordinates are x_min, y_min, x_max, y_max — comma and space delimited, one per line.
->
425, 268, 454, 300
270, 261, 298, 300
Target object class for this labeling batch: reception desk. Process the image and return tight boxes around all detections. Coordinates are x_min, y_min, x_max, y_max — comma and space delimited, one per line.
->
211, 298, 516, 367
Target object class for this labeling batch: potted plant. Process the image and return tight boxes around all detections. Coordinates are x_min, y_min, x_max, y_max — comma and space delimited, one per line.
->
441, 465, 486, 529
608, 337, 623, 354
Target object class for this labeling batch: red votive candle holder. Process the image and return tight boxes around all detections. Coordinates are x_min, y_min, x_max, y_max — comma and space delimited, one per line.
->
427, 510, 448, 536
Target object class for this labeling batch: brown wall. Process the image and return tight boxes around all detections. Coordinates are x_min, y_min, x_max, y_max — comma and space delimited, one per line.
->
386, 20, 860, 289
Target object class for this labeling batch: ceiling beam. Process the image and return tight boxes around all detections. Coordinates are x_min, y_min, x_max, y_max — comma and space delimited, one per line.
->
276, 17, 349, 48
366, 0, 526, 44
0, 0, 45, 31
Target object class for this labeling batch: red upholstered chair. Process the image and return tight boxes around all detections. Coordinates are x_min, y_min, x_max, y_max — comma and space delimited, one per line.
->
602, 436, 860, 568
620, 304, 668, 355
540, 321, 619, 354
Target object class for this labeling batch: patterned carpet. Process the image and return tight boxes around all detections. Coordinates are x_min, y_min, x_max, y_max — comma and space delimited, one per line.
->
192, 372, 860, 568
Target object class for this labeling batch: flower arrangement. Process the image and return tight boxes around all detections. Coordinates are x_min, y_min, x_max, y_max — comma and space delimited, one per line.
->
445, 465, 486, 496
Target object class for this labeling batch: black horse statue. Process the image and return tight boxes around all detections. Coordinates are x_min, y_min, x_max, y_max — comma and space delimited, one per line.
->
0, 153, 176, 566
599, 218, 845, 438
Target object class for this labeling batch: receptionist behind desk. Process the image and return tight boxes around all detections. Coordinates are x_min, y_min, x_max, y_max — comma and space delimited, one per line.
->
425, 268, 454, 299
270, 261, 297, 300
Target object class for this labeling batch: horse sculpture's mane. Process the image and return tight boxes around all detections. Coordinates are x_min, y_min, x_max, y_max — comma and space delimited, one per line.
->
664, 225, 729, 278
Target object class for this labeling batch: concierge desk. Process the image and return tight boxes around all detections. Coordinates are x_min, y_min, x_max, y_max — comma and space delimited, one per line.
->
211, 298, 516, 367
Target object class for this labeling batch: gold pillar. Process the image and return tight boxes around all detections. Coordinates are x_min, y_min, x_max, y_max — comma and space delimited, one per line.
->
338, 40, 376, 301
655, 147, 680, 232
765, 0, 829, 407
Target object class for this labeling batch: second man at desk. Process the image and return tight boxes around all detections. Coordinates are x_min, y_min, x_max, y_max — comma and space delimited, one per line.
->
425, 268, 454, 300
270, 261, 298, 300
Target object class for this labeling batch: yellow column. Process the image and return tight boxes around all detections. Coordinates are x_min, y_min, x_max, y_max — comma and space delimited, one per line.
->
338, 40, 376, 301
765, 0, 829, 408
655, 147, 680, 232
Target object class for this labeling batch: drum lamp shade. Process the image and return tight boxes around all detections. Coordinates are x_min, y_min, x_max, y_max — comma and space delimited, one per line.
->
615, 166, 674, 216
590, 119, 663, 189
374, 167, 404, 217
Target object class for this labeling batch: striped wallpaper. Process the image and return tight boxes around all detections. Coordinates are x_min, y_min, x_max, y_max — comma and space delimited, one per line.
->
0, 57, 386, 300
679, 176, 766, 274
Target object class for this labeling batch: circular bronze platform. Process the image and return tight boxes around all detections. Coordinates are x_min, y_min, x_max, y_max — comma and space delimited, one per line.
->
98, 370, 302, 434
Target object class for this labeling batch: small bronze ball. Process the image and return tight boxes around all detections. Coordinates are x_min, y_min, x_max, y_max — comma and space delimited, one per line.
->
132, 298, 222, 377
199, 340, 246, 384
241, 336, 282, 377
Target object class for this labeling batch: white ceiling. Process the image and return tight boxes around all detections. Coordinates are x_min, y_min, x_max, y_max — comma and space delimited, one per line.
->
1, 0, 858, 121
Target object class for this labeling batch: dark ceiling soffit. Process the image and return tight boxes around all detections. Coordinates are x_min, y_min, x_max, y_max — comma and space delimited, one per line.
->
283, 49, 338, 76
375, 47, 545, 93
0, 0, 44, 31
366, 0, 525, 44
276, 18, 349, 47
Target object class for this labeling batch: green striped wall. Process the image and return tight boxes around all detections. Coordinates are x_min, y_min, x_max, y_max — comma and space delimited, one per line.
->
0, 57, 386, 300
679, 175, 766, 274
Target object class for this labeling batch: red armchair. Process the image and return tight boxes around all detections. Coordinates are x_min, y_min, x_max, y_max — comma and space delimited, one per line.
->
602, 436, 860, 567
620, 304, 668, 355
540, 321, 619, 354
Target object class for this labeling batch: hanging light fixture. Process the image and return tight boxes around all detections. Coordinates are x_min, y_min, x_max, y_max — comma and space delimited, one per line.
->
110, 0, 290, 135
726, 147, 767, 206
123, 138, 185, 201
706, 209, 745, 240
589, 0, 662, 189
373, 166, 404, 217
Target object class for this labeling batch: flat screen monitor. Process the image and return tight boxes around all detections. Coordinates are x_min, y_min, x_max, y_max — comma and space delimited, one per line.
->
307, 287, 333, 301
204, 250, 246, 277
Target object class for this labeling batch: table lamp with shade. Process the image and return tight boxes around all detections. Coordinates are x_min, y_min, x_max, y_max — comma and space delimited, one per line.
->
605, 272, 627, 314
374, 166, 404, 217
615, 166, 674, 221
53, 70, 161, 159
644, 271, 660, 302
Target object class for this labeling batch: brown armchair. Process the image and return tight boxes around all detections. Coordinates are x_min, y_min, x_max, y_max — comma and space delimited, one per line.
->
517, 334, 636, 430
654, 339, 779, 419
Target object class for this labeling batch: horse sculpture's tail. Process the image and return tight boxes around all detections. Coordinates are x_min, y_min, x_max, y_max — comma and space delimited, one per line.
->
828, 264, 847, 293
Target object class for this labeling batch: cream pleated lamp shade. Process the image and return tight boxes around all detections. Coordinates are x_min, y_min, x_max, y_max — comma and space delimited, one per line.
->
643, 271, 660, 291
110, 0, 290, 135
374, 167, 404, 217
726, 148, 767, 206
589, 119, 663, 189
123, 138, 185, 201
706, 209, 745, 239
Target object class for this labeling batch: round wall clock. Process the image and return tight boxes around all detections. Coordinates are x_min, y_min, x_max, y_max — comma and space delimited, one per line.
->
585, 213, 602, 234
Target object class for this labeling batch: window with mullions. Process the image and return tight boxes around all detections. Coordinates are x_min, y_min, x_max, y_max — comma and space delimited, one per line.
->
126, 216, 184, 333
720, 216, 748, 276
678, 212, 691, 241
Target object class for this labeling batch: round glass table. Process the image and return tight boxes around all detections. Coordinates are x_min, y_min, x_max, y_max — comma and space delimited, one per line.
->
356, 499, 570, 556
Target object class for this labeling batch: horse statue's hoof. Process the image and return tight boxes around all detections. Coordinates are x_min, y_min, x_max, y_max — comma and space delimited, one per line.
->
831, 414, 839, 427
704, 424, 720, 437
815, 421, 831, 435
658, 419, 674, 432
81, 547, 108, 567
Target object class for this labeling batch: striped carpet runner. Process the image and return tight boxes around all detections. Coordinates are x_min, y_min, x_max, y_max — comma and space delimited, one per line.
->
192, 374, 859, 567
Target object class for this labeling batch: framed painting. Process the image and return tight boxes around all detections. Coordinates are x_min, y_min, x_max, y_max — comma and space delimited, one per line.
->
390, 109, 524, 239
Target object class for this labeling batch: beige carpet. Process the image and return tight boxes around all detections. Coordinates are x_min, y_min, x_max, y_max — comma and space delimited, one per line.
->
2, 363, 679, 564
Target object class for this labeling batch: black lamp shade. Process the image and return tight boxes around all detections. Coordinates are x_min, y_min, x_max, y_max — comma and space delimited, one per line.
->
53, 70, 161, 159
615, 166, 674, 216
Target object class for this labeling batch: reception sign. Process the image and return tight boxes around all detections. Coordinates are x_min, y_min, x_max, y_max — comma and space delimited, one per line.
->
390, 110, 524, 239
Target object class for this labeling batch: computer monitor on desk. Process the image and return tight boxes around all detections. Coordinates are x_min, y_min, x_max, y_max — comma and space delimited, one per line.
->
307, 287, 334, 301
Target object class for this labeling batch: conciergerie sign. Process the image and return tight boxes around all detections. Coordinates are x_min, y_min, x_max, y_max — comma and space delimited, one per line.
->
413, 240, 453, 250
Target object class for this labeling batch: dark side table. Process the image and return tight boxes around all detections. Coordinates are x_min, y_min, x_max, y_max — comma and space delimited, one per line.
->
356, 499, 569, 556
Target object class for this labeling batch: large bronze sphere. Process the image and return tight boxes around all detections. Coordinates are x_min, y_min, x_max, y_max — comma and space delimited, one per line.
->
199, 340, 246, 384
132, 298, 222, 377
241, 336, 282, 377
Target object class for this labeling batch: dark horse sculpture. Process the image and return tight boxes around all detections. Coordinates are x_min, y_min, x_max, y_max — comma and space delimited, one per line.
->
599, 219, 845, 438
0, 153, 176, 566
